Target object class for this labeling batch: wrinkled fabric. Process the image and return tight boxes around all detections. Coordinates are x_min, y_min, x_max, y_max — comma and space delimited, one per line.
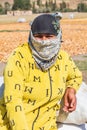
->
29, 30, 62, 71
1, 43, 82, 130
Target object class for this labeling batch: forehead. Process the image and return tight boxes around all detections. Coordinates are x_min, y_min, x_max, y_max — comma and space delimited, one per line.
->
33, 34, 56, 36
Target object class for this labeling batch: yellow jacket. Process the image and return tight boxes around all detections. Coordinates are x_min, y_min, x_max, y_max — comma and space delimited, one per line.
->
1, 43, 82, 130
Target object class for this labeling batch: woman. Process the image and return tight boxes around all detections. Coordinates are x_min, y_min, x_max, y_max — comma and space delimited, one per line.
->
0, 14, 82, 130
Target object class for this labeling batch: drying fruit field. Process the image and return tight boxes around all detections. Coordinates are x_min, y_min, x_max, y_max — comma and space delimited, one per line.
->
0, 14, 87, 82
0, 16, 87, 62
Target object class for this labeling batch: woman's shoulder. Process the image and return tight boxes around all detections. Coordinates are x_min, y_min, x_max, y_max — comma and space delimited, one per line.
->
14, 43, 31, 56
58, 49, 70, 58
15, 42, 30, 52
7, 43, 32, 62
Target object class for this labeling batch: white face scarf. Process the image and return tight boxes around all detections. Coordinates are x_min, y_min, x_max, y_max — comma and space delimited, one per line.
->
29, 30, 62, 71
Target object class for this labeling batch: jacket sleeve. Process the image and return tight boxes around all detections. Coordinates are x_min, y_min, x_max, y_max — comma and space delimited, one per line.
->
4, 52, 29, 130
66, 54, 82, 91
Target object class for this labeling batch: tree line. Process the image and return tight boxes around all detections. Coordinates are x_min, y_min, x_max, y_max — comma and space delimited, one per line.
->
0, 0, 87, 14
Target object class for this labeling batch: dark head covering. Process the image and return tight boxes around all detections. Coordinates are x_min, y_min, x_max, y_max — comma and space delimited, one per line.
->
31, 14, 60, 36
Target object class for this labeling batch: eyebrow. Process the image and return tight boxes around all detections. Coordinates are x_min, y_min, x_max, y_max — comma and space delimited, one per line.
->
34, 34, 55, 37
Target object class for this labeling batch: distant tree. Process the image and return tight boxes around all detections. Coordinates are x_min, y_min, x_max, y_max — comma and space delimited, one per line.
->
0, 4, 2, 12
4, 2, 11, 14
45, 0, 49, 8
37, 0, 42, 7
77, 3, 87, 12
12, 0, 32, 10
32, 1, 36, 13
0, 4, 4, 14
60, 1, 66, 11
49, 0, 53, 6
22, 0, 31, 10
12, 0, 23, 10
52, 0, 57, 11
47, 0, 53, 11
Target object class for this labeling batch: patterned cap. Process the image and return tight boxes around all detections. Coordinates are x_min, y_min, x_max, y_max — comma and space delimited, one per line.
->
31, 14, 60, 36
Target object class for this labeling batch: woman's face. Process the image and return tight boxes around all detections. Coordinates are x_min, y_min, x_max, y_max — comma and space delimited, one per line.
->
34, 34, 56, 40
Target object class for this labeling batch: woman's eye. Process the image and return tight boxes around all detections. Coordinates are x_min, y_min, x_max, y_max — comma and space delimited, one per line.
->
34, 35, 55, 39
47, 36, 52, 38
46, 36, 54, 38
35, 36, 43, 38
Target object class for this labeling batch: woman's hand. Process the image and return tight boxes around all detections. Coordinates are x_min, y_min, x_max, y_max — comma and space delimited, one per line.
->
63, 87, 77, 113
